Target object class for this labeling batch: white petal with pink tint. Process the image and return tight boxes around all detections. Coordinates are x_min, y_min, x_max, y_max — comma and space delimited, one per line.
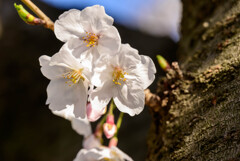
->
87, 102, 106, 122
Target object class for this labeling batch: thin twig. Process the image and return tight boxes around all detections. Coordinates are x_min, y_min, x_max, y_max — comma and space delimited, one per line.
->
21, 0, 54, 31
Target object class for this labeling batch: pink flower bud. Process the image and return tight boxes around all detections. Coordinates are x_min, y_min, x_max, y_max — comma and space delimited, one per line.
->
109, 137, 118, 147
87, 103, 106, 122
106, 115, 114, 124
103, 123, 117, 139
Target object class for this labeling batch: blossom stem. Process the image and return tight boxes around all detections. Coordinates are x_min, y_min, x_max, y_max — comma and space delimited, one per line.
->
94, 123, 104, 144
98, 99, 115, 125
20, 0, 54, 31
99, 112, 108, 126
115, 112, 124, 137
95, 100, 117, 142
108, 99, 116, 115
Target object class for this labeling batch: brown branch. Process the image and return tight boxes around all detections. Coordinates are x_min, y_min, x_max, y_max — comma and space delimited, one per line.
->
21, 0, 54, 31
144, 89, 161, 111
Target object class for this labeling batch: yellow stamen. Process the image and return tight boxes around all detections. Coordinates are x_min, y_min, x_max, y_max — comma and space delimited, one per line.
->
112, 67, 128, 86
63, 68, 85, 86
82, 32, 99, 47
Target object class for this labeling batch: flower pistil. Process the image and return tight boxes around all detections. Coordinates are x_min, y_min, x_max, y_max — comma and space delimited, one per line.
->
82, 32, 99, 47
63, 68, 85, 85
112, 67, 128, 85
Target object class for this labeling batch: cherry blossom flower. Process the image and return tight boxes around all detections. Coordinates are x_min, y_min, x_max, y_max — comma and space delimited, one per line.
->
39, 44, 91, 118
51, 96, 132, 161
74, 146, 133, 161
90, 44, 156, 116
52, 105, 101, 149
54, 5, 121, 63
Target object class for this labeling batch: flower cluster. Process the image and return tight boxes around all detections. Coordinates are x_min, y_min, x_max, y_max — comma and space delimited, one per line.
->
39, 5, 156, 161
52, 105, 132, 161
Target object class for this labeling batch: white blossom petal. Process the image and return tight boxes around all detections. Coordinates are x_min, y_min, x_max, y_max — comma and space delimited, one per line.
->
72, 47, 94, 65
113, 82, 145, 116
136, 55, 156, 89
97, 26, 121, 55
87, 103, 106, 122
72, 117, 92, 137
46, 79, 87, 118
52, 105, 92, 137
39, 55, 50, 66
118, 44, 141, 70
51, 104, 75, 120
74, 147, 133, 161
80, 5, 114, 34
39, 55, 68, 80
69, 43, 101, 70
91, 64, 113, 87
111, 147, 133, 161
90, 81, 115, 114
67, 38, 89, 58
50, 44, 83, 71
74, 148, 106, 161
54, 9, 84, 42
83, 134, 101, 150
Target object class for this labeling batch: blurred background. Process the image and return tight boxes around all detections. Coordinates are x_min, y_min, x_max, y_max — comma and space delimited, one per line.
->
0, 0, 181, 160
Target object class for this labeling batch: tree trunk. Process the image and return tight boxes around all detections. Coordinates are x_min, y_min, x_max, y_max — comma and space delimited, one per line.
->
147, 0, 240, 160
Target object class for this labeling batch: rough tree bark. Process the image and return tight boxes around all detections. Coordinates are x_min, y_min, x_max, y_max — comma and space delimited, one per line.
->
147, 0, 240, 160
